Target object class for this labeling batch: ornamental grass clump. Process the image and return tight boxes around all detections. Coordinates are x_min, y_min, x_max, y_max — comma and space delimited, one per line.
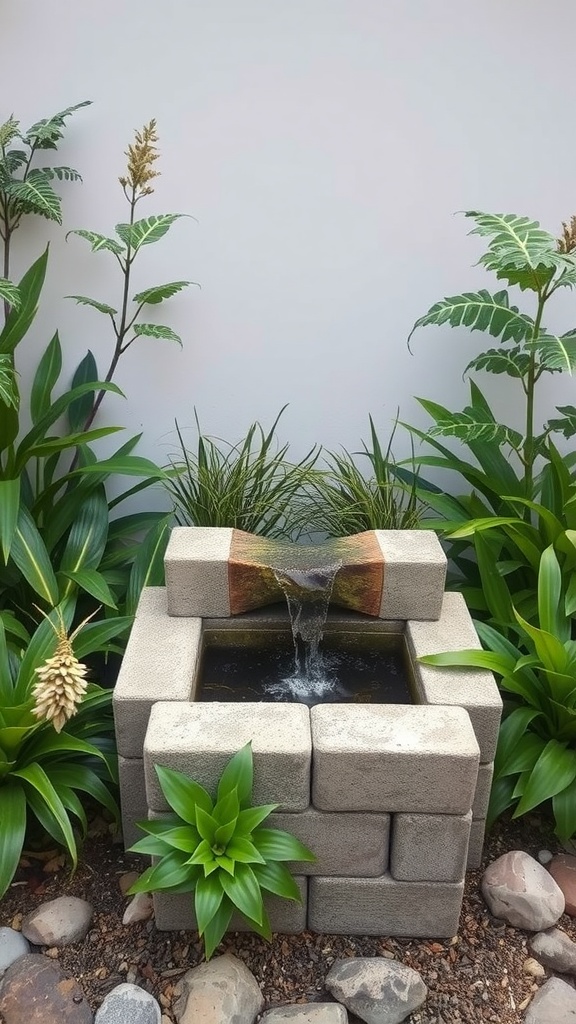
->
129, 742, 315, 959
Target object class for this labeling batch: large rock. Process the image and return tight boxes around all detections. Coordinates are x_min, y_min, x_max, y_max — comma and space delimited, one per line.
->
531, 928, 576, 975
524, 976, 576, 1023
22, 897, 93, 946
548, 855, 576, 916
172, 953, 264, 1024
0, 928, 30, 977
95, 984, 161, 1024
481, 851, 564, 931
260, 1008, 348, 1023
325, 958, 427, 1024
0, 953, 92, 1023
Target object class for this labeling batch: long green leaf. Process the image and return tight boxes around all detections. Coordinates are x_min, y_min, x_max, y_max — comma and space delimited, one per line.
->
216, 742, 253, 805
12, 762, 77, 867
202, 897, 233, 959
538, 546, 568, 642
253, 860, 302, 900
10, 505, 59, 604
60, 490, 109, 572
115, 214, 186, 250
30, 332, 62, 424
0, 249, 48, 356
58, 569, 117, 608
195, 872, 225, 936
16, 380, 122, 465
514, 741, 576, 817
252, 828, 315, 862
0, 785, 27, 899
0, 477, 20, 563
125, 516, 170, 615
155, 764, 213, 822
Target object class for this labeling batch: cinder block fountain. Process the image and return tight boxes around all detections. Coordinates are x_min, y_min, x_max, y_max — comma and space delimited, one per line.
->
113, 527, 502, 938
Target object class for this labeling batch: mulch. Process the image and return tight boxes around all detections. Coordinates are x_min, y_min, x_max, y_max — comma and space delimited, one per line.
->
0, 813, 574, 1024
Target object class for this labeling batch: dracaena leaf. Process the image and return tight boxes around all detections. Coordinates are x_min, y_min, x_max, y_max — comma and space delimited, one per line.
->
196, 806, 218, 844
194, 872, 224, 936
216, 742, 253, 804
225, 837, 266, 864
252, 860, 302, 900
252, 828, 316, 862
155, 765, 213, 823
235, 804, 278, 835
220, 862, 264, 924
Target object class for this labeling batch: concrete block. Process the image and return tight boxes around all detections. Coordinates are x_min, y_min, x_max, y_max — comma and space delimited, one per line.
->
267, 809, 390, 877
308, 874, 464, 937
390, 811, 472, 882
407, 592, 502, 763
144, 702, 311, 812
165, 526, 233, 617
311, 704, 479, 814
154, 877, 307, 933
113, 588, 200, 757
467, 819, 487, 871
473, 763, 494, 820
374, 531, 446, 620
118, 756, 148, 849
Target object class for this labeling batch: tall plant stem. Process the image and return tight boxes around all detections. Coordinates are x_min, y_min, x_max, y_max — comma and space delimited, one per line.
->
523, 294, 546, 501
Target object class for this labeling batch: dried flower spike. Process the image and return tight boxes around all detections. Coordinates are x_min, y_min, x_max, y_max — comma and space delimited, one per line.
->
32, 610, 95, 733
119, 119, 160, 197
558, 215, 576, 254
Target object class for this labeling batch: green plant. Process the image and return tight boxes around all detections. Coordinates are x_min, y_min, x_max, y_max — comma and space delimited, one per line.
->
166, 407, 321, 539
301, 415, 426, 536
420, 547, 576, 840
0, 601, 127, 898
129, 742, 315, 958
67, 119, 196, 432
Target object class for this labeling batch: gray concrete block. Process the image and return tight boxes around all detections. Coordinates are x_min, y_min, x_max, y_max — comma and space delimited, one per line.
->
113, 588, 200, 758
407, 592, 502, 763
154, 877, 307, 933
390, 811, 472, 882
118, 756, 148, 849
311, 704, 479, 814
374, 531, 446, 621
268, 809, 390, 877
467, 819, 487, 871
261, 1007, 348, 1023
308, 874, 464, 937
165, 526, 233, 617
473, 763, 494, 820
144, 702, 311, 812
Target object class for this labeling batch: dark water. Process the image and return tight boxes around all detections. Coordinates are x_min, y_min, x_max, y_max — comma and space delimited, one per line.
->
198, 632, 412, 706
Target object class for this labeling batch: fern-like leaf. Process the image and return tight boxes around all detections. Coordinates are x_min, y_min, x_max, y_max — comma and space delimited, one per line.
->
66, 295, 118, 316
429, 412, 523, 448
5, 169, 62, 222
409, 289, 534, 347
464, 346, 531, 379
133, 323, 182, 346
533, 332, 576, 373
465, 211, 564, 290
0, 279, 21, 311
115, 214, 186, 251
39, 166, 82, 183
0, 354, 18, 409
133, 281, 194, 305
547, 406, 576, 439
23, 101, 92, 150
0, 116, 20, 148
67, 229, 125, 255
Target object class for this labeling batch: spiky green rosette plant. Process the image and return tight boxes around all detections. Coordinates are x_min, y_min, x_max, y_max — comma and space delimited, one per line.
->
129, 743, 315, 958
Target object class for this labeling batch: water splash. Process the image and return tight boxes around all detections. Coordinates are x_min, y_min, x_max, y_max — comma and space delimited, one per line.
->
270, 560, 342, 700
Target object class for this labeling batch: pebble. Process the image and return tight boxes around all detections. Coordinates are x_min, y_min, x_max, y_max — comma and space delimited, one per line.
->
94, 983, 161, 1024
531, 928, 576, 975
524, 976, 576, 1023
122, 893, 154, 925
0, 927, 30, 977
0, 952, 92, 1023
326, 957, 427, 1024
538, 850, 553, 865
22, 897, 93, 947
118, 872, 140, 896
173, 953, 264, 1024
523, 957, 546, 978
481, 851, 565, 931
548, 855, 576, 916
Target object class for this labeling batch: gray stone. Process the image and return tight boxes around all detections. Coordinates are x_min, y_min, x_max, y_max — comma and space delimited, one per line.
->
122, 892, 154, 925
0, 953, 92, 1023
22, 897, 93, 946
407, 592, 503, 763
309, 875, 463, 937
311, 704, 479, 814
154, 877, 307, 933
118, 756, 148, 849
172, 953, 264, 1024
95, 984, 161, 1024
374, 530, 446, 621
525, 976, 576, 1023
144, 701, 311, 812
390, 811, 471, 882
539, 850, 554, 866
268, 808, 390, 876
531, 928, 576, 975
326, 957, 427, 1024
164, 527, 233, 617
481, 851, 564, 931
113, 587, 199, 757
260, 1006, 348, 1023
0, 928, 30, 977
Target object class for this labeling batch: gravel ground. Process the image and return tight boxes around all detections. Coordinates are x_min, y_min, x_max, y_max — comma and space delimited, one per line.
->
0, 813, 574, 1024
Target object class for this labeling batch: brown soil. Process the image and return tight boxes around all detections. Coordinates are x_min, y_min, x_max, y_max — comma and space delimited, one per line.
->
1, 814, 574, 1024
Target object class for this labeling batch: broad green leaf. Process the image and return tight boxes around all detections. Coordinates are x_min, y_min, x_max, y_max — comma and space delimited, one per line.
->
553, 777, 576, 840
67, 350, 98, 431
0, 249, 48, 356
70, 455, 166, 480
0, 785, 27, 899
253, 861, 302, 900
129, 849, 191, 892
66, 295, 117, 316
16, 380, 122, 465
225, 837, 266, 864
60, 490, 109, 572
214, 818, 238, 849
220, 862, 264, 924
534, 332, 576, 373
494, 706, 541, 778
212, 787, 240, 829
132, 323, 182, 346
514, 741, 576, 817
475, 531, 515, 624
538, 545, 568, 642
419, 649, 515, 675
513, 609, 571, 674
466, 212, 561, 279
216, 742, 253, 805
115, 214, 185, 251
195, 872, 224, 935
464, 346, 530, 379
129, 834, 173, 857
487, 775, 517, 828
498, 734, 546, 776
0, 477, 20, 563
10, 505, 59, 604
7, 169, 62, 222
0, 278, 21, 310
235, 804, 278, 835
58, 568, 117, 608
30, 332, 62, 423
12, 762, 77, 867
71, 617, 133, 659
196, 806, 218, 844
125, 516, 170, 615
188, 838, 216, 867
548, 405, 576, 439
215, 853, 235, 876
67, 229, 125, 255
143, 825, 200, 853
408, 289, 534, 348
252, 828, 316, 862
155, 764, 213, 822
566, 573, 576, 617
44, 764, 118, 820
133, 281, 193, 305
25, 425, 121, 460
203, 897, 233, 959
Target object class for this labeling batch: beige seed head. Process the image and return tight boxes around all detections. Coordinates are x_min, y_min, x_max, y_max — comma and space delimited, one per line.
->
31, 609, 94, 733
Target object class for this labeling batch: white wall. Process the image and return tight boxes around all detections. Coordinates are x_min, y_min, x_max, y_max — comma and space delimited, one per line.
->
4, 1, 576, 489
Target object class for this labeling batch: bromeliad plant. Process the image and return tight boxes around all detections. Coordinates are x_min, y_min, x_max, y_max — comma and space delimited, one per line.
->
419, 547, 576, 840
0, 600, 124, 899
129, 743, 315, 959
